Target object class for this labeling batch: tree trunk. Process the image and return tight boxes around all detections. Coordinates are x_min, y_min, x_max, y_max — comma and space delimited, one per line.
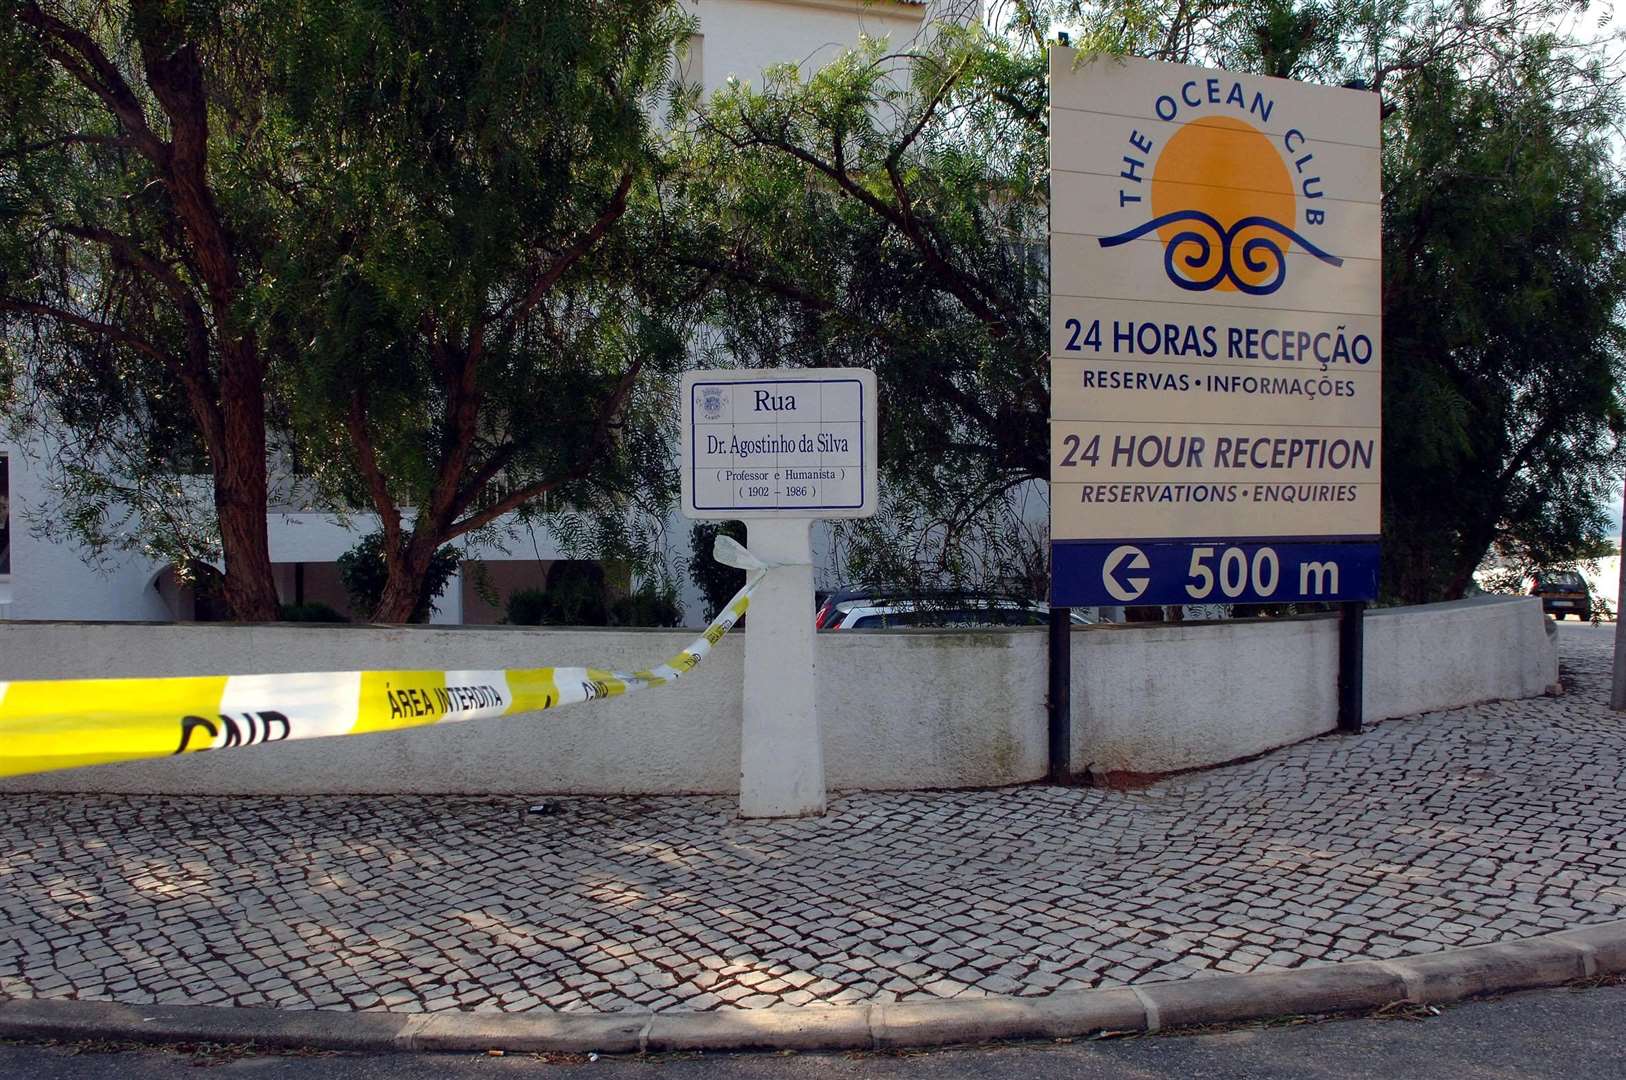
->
213, 357, 279, 621
136, 9, 281, 622
371, 530, 439, 624
1441, 517, 1501, 602
14, 5, 284, 621
215, 469, 278, 621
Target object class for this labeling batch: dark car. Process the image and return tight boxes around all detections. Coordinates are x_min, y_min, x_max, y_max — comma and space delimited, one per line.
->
1531, 570, 1592, 620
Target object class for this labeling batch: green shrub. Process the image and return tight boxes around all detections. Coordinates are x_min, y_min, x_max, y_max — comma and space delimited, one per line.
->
688, 520, 746, 621
336, 531, 460, 623
540, 561, 611, 625
504, 565, 679, 627
504, 562, 612, 626
611, 587, 682, 627
279, 602, 350, 623
504, 587, 551, 626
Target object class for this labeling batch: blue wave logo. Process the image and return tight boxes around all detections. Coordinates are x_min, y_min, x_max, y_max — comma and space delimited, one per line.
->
1098, 211, 1342, 295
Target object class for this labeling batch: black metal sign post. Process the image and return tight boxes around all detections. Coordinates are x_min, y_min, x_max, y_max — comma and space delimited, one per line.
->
1611, 477, 1626, 710
1048, 606, 1072, 782
1338, 600, 1366, 733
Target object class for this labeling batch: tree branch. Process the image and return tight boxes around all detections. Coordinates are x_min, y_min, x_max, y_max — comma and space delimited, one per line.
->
677, 253, 837, 313
136, 11, 242, 310
446, 472, 574, 539
451, 443, 520, 519
446, 357, 646, 538
738, 113, 1008, 332
886, 53, 970, 171
0, 296, 172, 368
345, 388, 404, 557
1159, 0, 1193, 62
1497, 408, 1568, 492
683, 247, 1002, 435
3, 131, 136, 158
499, 167, 636, 330
50, 220, 215, 387
14, 3, 168, 162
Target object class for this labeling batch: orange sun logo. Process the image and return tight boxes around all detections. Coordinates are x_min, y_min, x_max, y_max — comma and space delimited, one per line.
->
1101, 115, 1341, 294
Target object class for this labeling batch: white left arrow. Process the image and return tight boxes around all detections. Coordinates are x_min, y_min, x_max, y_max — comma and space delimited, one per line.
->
1103, 545, 1150, 602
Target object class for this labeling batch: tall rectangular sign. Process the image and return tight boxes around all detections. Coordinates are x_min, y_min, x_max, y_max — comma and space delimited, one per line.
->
1049, 51, 1382, 606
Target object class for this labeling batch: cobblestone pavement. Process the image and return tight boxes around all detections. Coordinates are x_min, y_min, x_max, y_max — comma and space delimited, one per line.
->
2, 624, 1622, 1016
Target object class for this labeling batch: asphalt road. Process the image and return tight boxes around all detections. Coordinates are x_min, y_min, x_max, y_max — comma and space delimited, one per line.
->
4, 983, 1624, 1079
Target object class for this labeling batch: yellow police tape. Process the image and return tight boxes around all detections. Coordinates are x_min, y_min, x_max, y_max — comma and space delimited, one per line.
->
0, 560, 760, 781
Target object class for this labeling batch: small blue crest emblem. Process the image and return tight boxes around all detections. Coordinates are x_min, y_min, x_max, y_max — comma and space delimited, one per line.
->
700, 386, 727, 419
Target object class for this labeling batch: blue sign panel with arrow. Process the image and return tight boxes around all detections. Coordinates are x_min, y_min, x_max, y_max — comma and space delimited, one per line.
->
1052, 540, 1380, 607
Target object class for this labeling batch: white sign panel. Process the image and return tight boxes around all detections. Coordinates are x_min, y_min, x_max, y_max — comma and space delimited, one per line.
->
680, 368, 878, 519
1048, 51, 1382, 606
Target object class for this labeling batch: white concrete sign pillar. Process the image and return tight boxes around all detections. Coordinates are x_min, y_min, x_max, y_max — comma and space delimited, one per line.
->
739, 518, 822, 817
678, 368, 877, 819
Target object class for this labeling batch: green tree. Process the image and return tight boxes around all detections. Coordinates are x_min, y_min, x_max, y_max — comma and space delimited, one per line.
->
687, 519, 745, 620
1379, 41, 1626, 601
336, 530, 460, 624
2, 0, 692, 624
261, 0, 693, 623
674, 0, 1626, 600
1, 0, 284, 619
670, 26, 1051, 591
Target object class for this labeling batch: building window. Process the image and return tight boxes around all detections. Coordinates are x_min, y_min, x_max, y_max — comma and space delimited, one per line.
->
0, 453, 10, 577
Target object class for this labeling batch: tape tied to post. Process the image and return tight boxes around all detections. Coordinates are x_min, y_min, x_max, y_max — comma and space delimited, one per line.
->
0, 538, 774, 780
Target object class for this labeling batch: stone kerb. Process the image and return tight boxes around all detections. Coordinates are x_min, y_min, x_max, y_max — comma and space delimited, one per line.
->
2, 922, 1622, 1054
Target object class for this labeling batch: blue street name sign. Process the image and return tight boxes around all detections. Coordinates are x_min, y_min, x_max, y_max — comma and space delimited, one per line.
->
1052, 540, 1379, 607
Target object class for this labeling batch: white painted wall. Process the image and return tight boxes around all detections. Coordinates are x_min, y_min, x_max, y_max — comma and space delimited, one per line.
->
688, 0, 929, 95
0, 620, 1043, 795
0, 595, 1553, 795
1071, 595, 1558, 777
1362, 595, 1557, 721
0, 437, 170, 623
1070, 616, 1339, 779
822, 625, 1048, 789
